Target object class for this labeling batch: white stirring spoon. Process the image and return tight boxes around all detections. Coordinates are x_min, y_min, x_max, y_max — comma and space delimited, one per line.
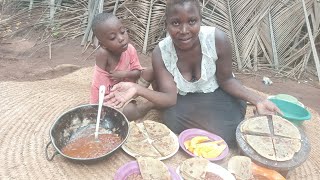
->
94, 85, 106, 140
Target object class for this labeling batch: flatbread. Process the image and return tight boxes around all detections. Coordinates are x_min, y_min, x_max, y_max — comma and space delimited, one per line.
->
137, 157, 171, 180
180, 157, 209, 180
126, 122, 146, 142
240, 116, 302, 162
245, 135, 276, 161
272, 137, 297, 161
241, 116, 271, 135
143, 120, 171, 140
124, 140, 161, 158
272, 115, 301, 139
275, 137, 301, 153
152, 135, 177, 157
228, 156, 253, 180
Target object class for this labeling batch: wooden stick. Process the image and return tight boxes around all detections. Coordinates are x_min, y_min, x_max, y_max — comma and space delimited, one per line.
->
113, 0, 120, 15
298, 51, 311, 78
88, 29, 93, 43
84, 45, 100, 61
301, 0, 320, 82
49, 42, 52, 60
53, 0, 62, 15
81, 0, 100, 45
82, 42, 91, 54
254, 35, 258, 71
268, 10, 279, 70
49, 0, 55, 25
142, 0, 154, 54
29, 0, 34, 10
227, 0, 242, 70
93, 0, 104, 47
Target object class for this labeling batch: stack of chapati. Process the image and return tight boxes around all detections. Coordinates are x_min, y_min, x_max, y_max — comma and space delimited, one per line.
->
123, 120, 178, 158
179, 157, 224, 180
240, 115, 301, 161
136, 157, 171, 180
228, 156, 253, 180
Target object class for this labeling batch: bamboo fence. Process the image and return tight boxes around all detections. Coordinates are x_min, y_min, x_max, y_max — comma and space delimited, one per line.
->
0, 0, 320, 81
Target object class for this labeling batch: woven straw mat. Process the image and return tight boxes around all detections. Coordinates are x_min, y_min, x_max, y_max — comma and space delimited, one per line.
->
0, 67, 319, 179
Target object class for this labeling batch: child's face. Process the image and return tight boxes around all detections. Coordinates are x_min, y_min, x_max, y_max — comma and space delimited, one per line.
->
166, 2, 201, 50
96, 17, 129, 54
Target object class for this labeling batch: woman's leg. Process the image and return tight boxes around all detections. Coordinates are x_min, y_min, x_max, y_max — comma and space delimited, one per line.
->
162, 88, 247, 147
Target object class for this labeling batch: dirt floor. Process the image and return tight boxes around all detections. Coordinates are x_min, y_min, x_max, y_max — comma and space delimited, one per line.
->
0, 37, 319, 114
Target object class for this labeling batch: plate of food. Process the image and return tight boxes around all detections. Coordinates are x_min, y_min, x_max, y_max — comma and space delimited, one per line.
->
114, 158, 181, 180
122, 120, 179, 160
176, 157, 235, 180
237, 115, 310, 171
178, 128, 229, 161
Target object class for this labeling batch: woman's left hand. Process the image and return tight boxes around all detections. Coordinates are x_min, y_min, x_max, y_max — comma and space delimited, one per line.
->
256, 99, 283, 115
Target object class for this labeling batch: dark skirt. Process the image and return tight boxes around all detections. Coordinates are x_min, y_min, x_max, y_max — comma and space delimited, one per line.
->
162, 88, 247, 147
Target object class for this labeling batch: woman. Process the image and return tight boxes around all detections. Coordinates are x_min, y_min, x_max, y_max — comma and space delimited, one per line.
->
105, 0, 281, 146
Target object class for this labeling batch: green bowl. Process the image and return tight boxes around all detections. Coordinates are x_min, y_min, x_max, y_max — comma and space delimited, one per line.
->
269, 98, 311, 126
274, 94, 298, 104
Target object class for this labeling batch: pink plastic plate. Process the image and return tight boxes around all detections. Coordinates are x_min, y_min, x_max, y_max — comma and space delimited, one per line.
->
178, 128, 229, 161
114, 161, 181, 180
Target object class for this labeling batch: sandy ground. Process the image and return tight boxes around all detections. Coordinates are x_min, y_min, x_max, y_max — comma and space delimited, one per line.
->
0, 37, 319, 113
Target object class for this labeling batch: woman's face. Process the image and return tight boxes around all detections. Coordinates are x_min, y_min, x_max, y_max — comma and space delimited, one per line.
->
166, 2, 201, 50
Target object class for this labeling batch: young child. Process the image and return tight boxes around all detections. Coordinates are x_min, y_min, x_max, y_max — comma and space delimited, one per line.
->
90, 13, 150, 117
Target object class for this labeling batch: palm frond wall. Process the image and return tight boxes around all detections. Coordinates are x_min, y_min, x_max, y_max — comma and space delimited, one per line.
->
1, 0, 320, 80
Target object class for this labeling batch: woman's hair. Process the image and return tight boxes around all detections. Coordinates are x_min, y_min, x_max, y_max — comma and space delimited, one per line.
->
165, 0, 201, 17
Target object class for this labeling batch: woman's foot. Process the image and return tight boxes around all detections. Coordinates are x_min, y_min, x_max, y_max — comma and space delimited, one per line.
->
122, 101, 154, 121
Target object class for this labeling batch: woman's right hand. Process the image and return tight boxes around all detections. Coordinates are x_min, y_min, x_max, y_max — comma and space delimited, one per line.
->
104, 82, 137, 108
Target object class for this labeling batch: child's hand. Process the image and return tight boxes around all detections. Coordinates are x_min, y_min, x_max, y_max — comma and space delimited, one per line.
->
109, 70, 127, 82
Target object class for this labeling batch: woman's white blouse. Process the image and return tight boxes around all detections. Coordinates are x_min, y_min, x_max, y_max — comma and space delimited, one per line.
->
159, 26, 219, 95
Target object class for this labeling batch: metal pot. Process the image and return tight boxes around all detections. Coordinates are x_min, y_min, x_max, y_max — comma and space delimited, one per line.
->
45, 104, 129, 162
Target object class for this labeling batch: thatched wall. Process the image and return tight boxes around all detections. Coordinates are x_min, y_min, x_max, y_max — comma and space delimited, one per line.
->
1, 0, 320, 80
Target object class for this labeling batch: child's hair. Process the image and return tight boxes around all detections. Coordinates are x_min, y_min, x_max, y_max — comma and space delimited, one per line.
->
165, 0, 201, 17
92, 12, 115, 36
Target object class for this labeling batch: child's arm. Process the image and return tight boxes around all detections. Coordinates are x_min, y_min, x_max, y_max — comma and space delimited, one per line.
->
109, 44, 142, 81
109, 69, 141, 81
95, 48, 108, 70
90, 48, 111, 104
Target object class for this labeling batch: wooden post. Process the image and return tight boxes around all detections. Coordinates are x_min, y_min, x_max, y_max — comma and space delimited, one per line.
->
81, 0, 100, 45
54, 0, 62, 15
301, 0, 320, 82
268, 11, 279, 70
29, 0, 34, 10
254, 36, 258, 71
49, 42, 52, 60
49, 0, 55, 25
143, 0, 154, 54
113, 0, 120, 15
227, 0, 242, 70
93, 0, 104, 48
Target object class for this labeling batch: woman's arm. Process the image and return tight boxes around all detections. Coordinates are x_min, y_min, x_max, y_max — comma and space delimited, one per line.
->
137, 45, 178, 107
214, 29, 281, 115
105, 45, 178, 108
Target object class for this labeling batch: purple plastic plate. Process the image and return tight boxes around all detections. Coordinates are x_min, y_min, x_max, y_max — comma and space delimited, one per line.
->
178, 128, 229, 161
114, 161, 181, 180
